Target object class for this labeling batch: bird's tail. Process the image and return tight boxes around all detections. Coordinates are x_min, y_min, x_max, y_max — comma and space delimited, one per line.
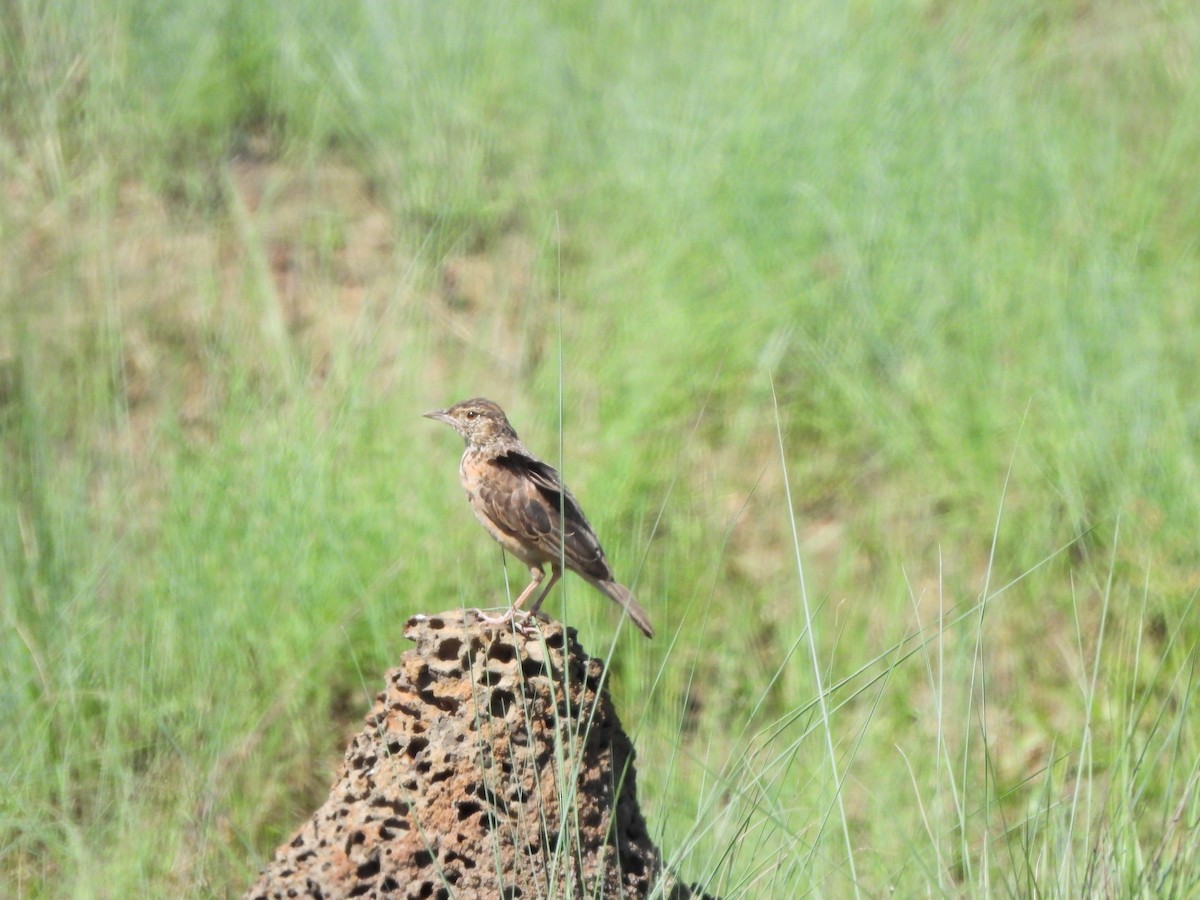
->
590, 578, 655, 638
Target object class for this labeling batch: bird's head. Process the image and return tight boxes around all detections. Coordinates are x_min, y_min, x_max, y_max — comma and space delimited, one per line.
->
424, 398, 519, 447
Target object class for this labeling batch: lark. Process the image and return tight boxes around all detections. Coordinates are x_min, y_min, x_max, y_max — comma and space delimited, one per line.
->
424, 398, 654, 638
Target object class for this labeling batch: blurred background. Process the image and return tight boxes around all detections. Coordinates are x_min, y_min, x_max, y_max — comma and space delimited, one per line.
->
3, 1, 1199, 895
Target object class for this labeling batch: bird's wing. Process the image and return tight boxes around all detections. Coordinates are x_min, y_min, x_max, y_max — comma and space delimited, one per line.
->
484, 450, 613, 580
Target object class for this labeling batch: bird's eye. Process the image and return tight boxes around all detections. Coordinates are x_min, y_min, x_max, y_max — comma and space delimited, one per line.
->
465, 410, 477, 419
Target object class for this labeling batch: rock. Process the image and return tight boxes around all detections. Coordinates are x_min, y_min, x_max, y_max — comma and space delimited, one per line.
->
245, 608, 709, 899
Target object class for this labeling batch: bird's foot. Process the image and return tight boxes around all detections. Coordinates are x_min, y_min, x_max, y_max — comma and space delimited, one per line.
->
474, 606, 544, 636
474, 606, 519, 626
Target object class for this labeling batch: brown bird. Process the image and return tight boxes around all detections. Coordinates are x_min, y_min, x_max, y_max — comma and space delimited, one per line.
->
424, 398, 654, 638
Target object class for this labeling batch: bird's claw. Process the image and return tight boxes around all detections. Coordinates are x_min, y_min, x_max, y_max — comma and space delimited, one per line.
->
474, 607, 542, 637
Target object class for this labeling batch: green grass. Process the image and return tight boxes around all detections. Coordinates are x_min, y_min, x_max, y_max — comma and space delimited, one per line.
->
3, 0, 1200, 895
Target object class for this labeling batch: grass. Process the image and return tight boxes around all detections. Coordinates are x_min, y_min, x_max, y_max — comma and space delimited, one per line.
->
3, 0, 1200, 894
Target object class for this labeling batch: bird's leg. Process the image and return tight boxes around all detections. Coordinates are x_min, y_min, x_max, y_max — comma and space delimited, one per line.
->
512, 564, 552, 614
477, 565, 544, 626
506, 564, 560, 636
526, 564, 562, 617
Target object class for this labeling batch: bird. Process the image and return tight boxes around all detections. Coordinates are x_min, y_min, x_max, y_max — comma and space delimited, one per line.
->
424, 398, 654, 638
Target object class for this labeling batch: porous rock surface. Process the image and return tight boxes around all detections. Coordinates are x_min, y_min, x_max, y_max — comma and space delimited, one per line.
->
246, 608, 698, 899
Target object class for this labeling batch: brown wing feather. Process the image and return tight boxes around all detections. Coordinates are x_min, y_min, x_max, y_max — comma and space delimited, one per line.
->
480, 451, 613, 581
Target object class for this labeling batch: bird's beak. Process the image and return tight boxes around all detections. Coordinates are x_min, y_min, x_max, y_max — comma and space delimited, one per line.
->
423, 408, 454, 425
